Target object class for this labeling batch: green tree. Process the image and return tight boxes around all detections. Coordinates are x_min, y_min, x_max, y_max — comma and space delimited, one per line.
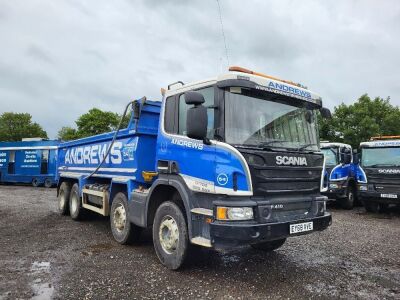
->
0, 112, 48, 142
57, 126, 79, 141
57, 108, 128, 141
319, 94, 400, 149
75, 108, 120, 138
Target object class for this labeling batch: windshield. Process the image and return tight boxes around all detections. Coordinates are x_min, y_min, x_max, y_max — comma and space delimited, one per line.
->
361, 147, 400, 167
224, 88, 319, 151
321, 148, 338, 166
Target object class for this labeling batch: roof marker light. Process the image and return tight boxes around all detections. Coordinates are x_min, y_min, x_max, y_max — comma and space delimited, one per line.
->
229, 66, 305, 88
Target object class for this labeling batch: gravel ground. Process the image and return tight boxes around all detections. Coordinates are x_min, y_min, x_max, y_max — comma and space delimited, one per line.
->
0, 185, 399, 300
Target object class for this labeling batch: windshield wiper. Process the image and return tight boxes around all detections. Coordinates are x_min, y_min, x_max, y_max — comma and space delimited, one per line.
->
297, 143, 316, 151
258, 140, 289, 148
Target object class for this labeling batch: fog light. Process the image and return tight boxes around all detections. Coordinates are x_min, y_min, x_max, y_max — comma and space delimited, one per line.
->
216, 207, 254, 221
316, 201, 326, 215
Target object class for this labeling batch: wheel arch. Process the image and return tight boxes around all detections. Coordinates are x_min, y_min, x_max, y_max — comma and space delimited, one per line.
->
145, 177, 193, 237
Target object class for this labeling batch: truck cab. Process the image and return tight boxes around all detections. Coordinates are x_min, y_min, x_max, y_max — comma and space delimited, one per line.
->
57, 66, 333, 269
320, 142, 357, 209
356, 136, 400, 212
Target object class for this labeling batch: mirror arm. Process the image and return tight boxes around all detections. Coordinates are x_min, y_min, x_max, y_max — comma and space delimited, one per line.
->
203, 137, 211, 145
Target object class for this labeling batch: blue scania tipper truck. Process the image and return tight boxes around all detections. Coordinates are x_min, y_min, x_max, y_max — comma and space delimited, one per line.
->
0, 138, 59, 187
320, 142, 357, 209
356, 136, 400, 212
57, 66, 333, 269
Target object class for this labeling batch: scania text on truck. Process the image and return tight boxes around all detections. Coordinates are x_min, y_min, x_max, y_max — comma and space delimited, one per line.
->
56, 66, 333, 269
0, 138, 59, 187
320, 142, 357, 209
356, 136, 400, 212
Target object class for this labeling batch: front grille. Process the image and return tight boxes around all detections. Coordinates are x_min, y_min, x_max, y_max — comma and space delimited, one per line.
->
254, 166, 322, 194
365, 169, 400, 186
239, 149, 324, 197
374, 185, 400, 193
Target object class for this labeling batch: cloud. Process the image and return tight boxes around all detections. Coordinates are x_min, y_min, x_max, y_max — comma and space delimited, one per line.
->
0, 0, 399, 138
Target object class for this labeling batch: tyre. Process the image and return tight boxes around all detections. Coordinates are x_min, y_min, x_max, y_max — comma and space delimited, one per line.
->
363, 200, 380, 213
32, 178, 40, 187
153, 201, 189, 270
58, 181, 71, 215
44, 178, 53, 188
69, 183, 86, 220
340, 185, 355, 210
110, 192, 141, 244
251, 238, 286, 251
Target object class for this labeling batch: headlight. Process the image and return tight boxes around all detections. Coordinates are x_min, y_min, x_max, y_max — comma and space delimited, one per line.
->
358, 185, 367, 191
329, 183, 339, 189
216, 206, 254, 221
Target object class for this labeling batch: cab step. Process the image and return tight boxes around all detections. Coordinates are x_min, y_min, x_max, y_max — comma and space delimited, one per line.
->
191, 236, 212, 248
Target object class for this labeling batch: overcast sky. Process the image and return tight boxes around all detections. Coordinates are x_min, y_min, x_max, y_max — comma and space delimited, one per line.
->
0, 0, 399, 138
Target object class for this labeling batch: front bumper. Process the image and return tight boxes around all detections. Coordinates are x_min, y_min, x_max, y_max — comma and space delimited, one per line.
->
209, 213, 332, 248
322, 189, 347, 200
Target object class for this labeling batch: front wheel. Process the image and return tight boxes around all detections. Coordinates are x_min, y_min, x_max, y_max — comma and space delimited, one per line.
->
153, 201, 189, 270
340, 185, 355, 210
110, 192, 141, 244
251, 238, 286, 251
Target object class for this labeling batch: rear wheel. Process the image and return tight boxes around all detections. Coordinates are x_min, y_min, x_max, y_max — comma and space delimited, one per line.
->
32, 178, 40, 187
69, 183, 85, 220
110, 192, 141, 244
251, 238, 286, 251
153, 201, 189, 270
58, 182, 71, 215
363, 200, 380, 213
44, 178, 53, 188
340, 185, 355, 209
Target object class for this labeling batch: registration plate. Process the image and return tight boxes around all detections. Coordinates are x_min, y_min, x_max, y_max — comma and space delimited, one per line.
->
290, 221, 313, 234
380, 194, 397, 199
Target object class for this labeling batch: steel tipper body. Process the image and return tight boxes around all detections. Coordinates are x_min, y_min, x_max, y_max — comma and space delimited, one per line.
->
57, 67, 332, 270
0, 139, 59, 187
320, 142, 357, 209
356, 136, 400, 212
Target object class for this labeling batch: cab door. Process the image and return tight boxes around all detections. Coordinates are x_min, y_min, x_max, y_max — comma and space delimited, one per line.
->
157, 87, 216, 193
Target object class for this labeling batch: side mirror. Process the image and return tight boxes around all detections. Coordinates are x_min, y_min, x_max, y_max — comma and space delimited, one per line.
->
340, 153, 351, 165
320, 107, 332, 119
185, 92, 208, 140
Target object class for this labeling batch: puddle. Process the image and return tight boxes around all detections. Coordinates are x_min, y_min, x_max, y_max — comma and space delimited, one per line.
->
31, 283, 54, 300
31, 261, 51, 273
29, 261, 54, 300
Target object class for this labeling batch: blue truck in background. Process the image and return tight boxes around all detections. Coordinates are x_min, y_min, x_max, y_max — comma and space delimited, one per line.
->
56, 66, 333, 269
0, 138, 59, 187
320, 142, 357, 209
356, 136, 400, 212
